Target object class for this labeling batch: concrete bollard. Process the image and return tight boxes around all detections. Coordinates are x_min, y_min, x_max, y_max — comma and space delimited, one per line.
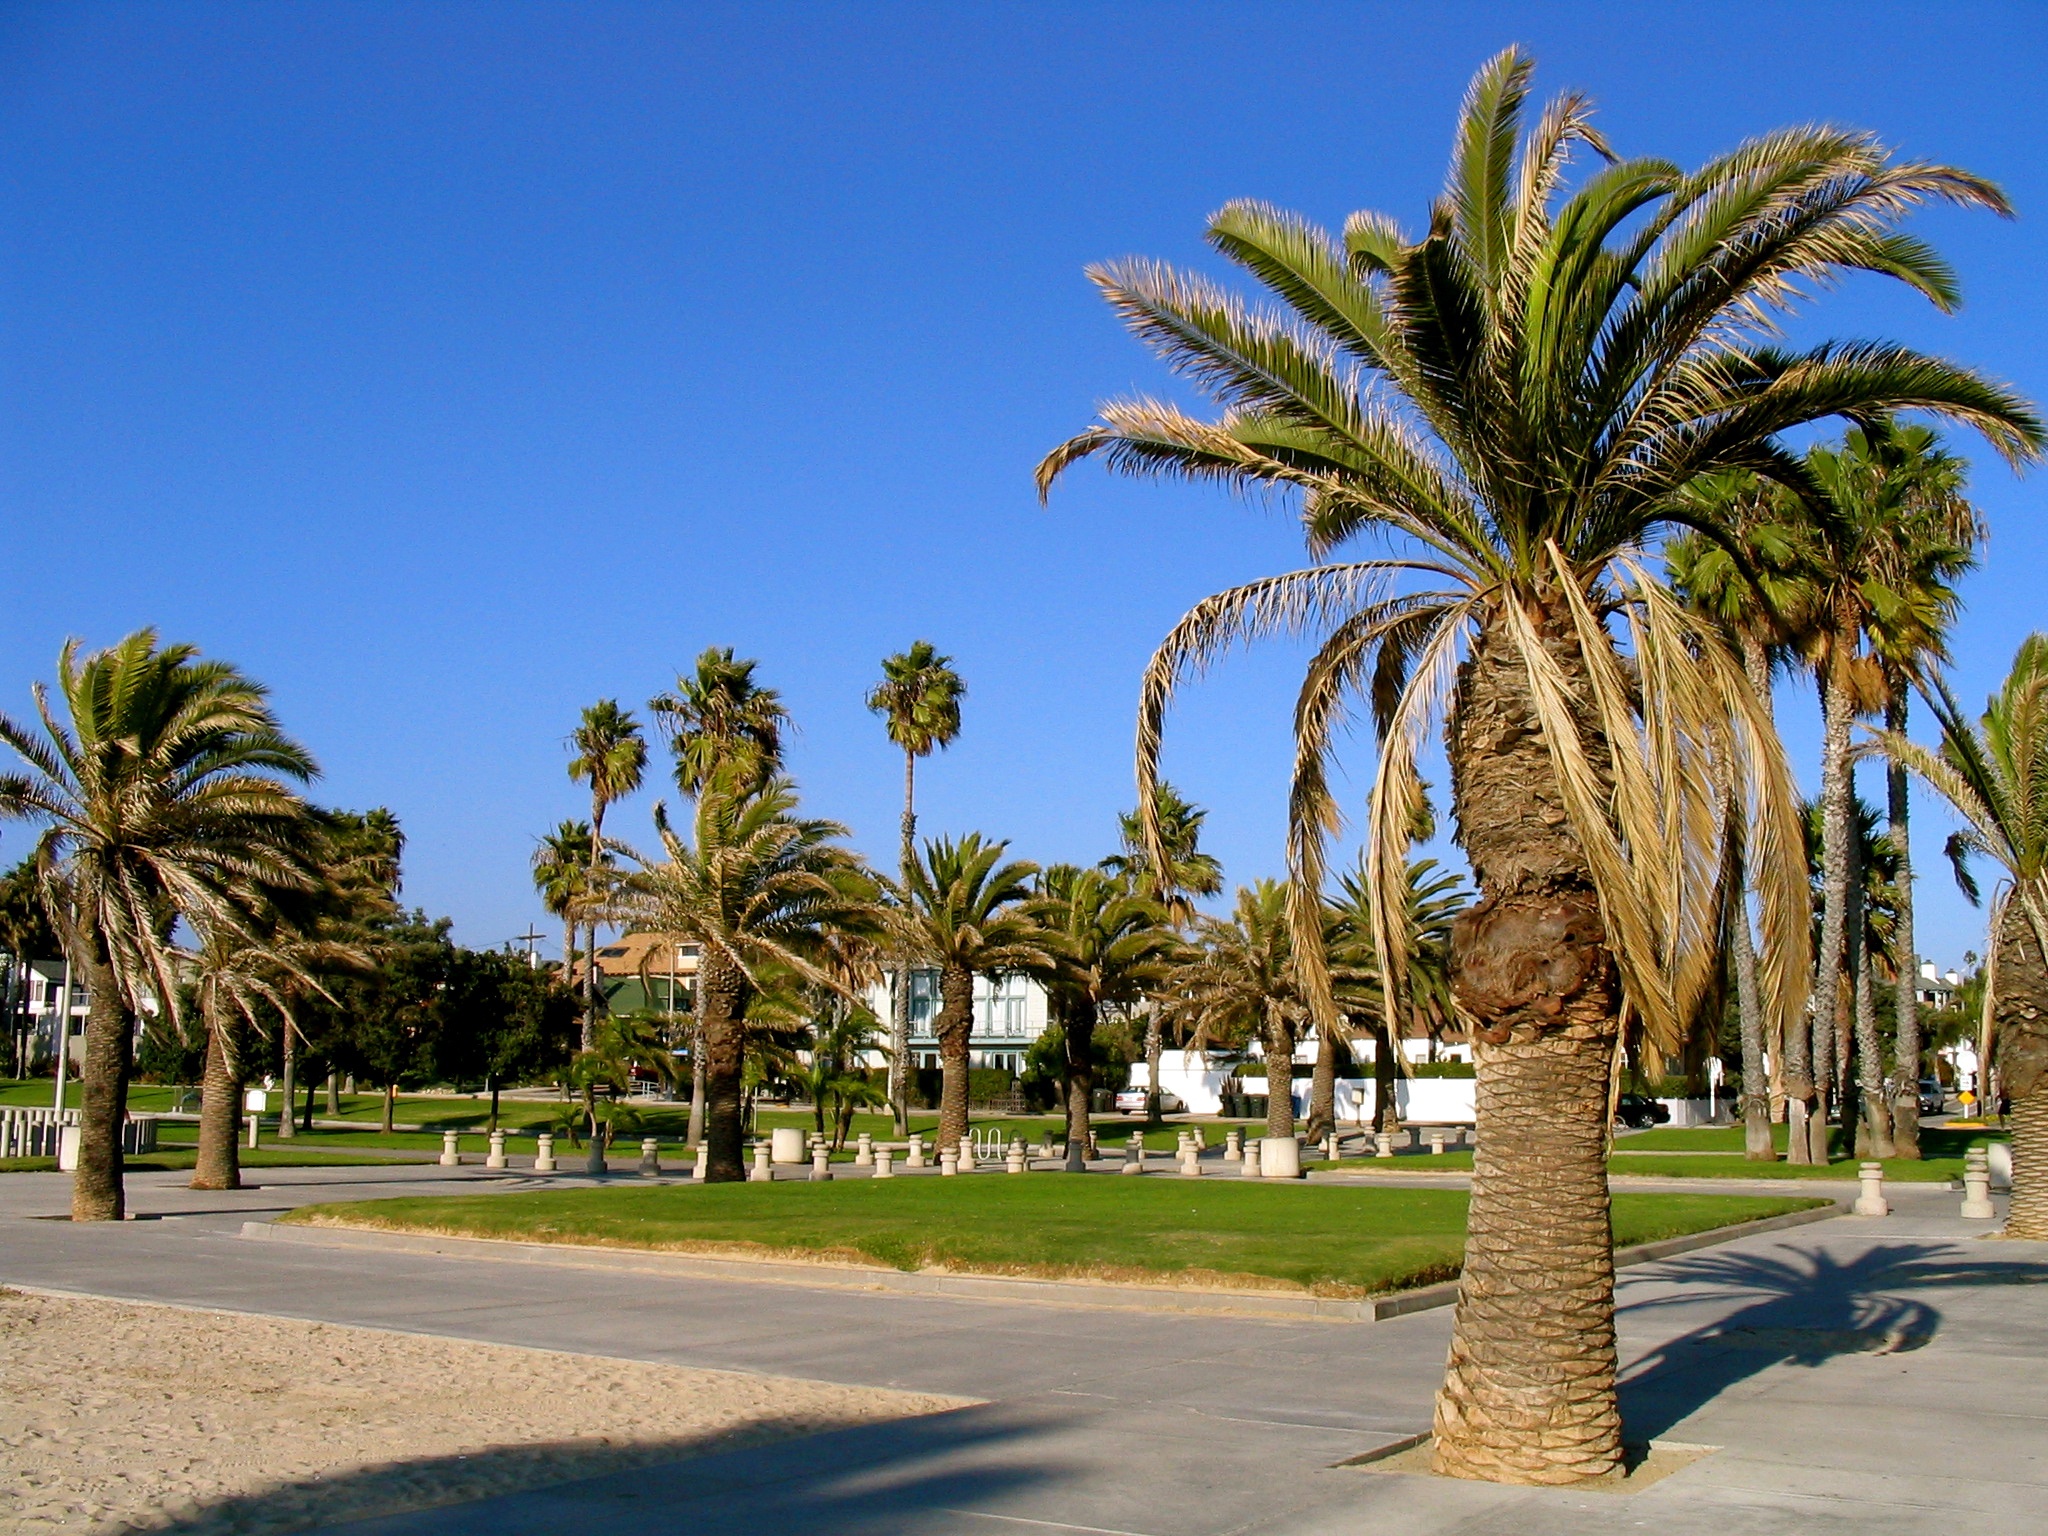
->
1427, 1128, 1445, 1156
959, 1140, 977, 1172
439, 1130, 461, 1167
940, 1147, 959, 1177
585, 1126, 609, 1176
1853, 1160, 1889, 1217
1037, 1134, 1055, 1160
1259, 1136, 1303, 1179
1179, 1147, 1202, 1177
750, 1141, 772, 1181
854, 1133, 873, 1167
906, 1134, 926, 1169
486, 1130, 507, 1169
1987, 1141, 2013, 1192
874, 1147, 894, 1179
693, 1143, 709, 1180
1086, 1131, 1100, 1161
639, 1137, 662, 1177
771, 1126, 807, 1165
1323, 1133, 1339, 1162
1121, 1134, 1145, 1176
811, 1145, 833, 1181
533, 1133, 556, 1173
1375, 1131, 1394, 1159
1224, 1129, 1243, 1162
1242, 1142, 1262, 1178
1007, 1142, 1027, 1174
1962, 1147, 1995, 1219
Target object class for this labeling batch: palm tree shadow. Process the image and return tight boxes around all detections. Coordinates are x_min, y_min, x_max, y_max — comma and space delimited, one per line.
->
1618, 1242, 2048, 1442
142, 1402, 1072, 1536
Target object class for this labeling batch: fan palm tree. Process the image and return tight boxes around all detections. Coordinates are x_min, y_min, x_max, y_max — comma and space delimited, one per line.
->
1037, 49, 2038, 1481
1030, 865, 1175, 1164
0, 631, 320, 1222
608, 779, 882, 1181
650, 647, 788, 800
897, 834, 1045, 1153
531, 820, 593, 990
1878, 637, 2048, 1238
1101, 783, 1223, 1123
867, 641, 967, 1134
567, 701, 646, 1050
1168, 881, 1304, 1136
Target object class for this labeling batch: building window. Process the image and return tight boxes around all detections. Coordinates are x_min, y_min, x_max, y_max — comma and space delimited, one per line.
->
909, 969, 941, 1036
983, 974, 1028, 1038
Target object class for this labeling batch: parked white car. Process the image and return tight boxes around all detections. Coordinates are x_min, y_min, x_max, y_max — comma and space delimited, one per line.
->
1114, 1088, 1185, 1114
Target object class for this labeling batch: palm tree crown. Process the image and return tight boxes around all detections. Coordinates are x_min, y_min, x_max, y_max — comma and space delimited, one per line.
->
650, 647, 788, 799
868, 641, 966, 760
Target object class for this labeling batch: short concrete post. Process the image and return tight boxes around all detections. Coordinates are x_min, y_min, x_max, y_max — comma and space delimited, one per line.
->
1121, 1133, 1144, 1175
906, 1134, 926, 1169
486, 1130, 507, 1169
1962, 1147, 1995, 1219
810, 1144, 833, 1181
854, 1133, 873, 1166
1322, 1133, 1338, 1162
958, 1139, 976, 1172
1374, 1131, 1394, 1159
533, 1133, 556, 1173
1852, 1160, 1889, 1217
1086, 1131, 1100, 1160
1006, 1142, 1026, 1174
1987, 1140, 2013, 1192
585, 1125, 609, 1175
873, 1147, 894, 1178
1177, 1130, 1194, 1158
247, 1114, 261, 1150
1224, 1128, 1243, 1162
639, 1137, 662, 1177
1037, 1134, 1055, 1159
440, 1130, 461, 1167
1427, 1128, 1445, 1156
693, 1143, 709, 1180
940, 1147, 959, 1176
1242, 1142, 1261, 1178
1179, 1146, 1202, 1177
749, 1141, 772, 1181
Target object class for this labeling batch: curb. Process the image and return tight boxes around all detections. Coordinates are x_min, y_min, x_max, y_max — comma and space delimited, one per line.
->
238, 1199, 1842, 1325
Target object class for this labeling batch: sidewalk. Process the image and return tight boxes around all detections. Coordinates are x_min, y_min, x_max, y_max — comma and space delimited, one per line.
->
3, 1168, 2042, 1533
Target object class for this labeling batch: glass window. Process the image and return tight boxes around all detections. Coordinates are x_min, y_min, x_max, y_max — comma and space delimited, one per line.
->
909, 969, 941, 1036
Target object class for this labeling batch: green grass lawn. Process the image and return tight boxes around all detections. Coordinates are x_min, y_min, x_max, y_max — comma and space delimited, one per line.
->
283, 1177, 1824, 1299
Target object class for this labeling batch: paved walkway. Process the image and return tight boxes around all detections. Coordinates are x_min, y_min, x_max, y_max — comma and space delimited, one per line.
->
2, 1164, 2042, 1534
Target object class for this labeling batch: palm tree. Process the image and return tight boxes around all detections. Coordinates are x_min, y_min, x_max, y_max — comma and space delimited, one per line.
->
568, 1011, 681, 1156
867, 641, 967, 1135
1168, 881, 1304, 1137
1879, 637, 2048, 1238
649, 647, 788, 800
531, 820, 593, 991
1030, 865, 1175, 1165
567, 701, 647, 1050
1036, 50, 2038, 1481
0, 631, 320, 1222
1102, 783, 1223, 1123
609, 779, 882, 1181
897, 834, 1045, 1153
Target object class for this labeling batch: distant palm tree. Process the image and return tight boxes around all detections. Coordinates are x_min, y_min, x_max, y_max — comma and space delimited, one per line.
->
897, 834, 1045, 1153
1037, 49, 2036, 1480
531, 820, 593, 990
1167, 882, 1303, 1137
0, 631, 319, 1222
567, 701, 646, 1050
650, 647, 788, 800
610, 780, 882, 1181
1878, 636, 2048, 1238
867, 641, 966, 1134
1030, 865, 1175, 1164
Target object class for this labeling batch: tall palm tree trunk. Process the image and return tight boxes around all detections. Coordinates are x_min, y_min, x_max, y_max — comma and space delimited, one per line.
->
325, 1069, 341, 1117
935, 964, 975, 1153
1796, 651, 1857, 1164
381, 1081, 396, 1134
1061, 994, 1094, 1157
1307, 1024, 1339, 1141
1433, 610, 1622, 1485
1887, 693, 1924, 1159
1142, 1011, 1166, 1127
276, 1024, 297, 1140
1995, 907, 2048, 1239
892, 751, 915, 1136
1371, 1020, 1397, 1133
1850, 839, 1893, 1156
191, 1018, 243, 1190
686, 1018, 707, 1148
1728, 816, 1776, 1160
1739, 636, 1787, 1126
1263, 1009, 1296, 1139
699, 951, 748, 1181
71, 943, 133, 1223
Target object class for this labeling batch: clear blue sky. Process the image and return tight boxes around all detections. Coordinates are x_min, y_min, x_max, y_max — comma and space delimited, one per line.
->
3, 2, 2043, 969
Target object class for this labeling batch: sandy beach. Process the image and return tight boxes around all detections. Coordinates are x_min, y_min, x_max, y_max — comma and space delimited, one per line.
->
0, 1287, 970, 1535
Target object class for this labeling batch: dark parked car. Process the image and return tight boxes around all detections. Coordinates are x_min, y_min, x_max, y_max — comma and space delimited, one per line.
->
1919, 1078, 1946, 1116
1615, 1093, 1671, 1130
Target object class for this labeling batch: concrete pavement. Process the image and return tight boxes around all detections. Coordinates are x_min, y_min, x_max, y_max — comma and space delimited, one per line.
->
2, 1163, 2042, 1533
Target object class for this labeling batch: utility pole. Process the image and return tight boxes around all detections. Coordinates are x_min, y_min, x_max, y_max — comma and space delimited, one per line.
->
512, 928, 546, 969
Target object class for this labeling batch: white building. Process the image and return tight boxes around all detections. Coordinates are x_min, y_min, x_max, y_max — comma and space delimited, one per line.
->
869, 968, 1051, 1076
10, 958, 89, 1073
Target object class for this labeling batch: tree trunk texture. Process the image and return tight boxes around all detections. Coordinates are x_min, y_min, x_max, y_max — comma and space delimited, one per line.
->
71, 944, 133, 1224
1740, 634, 1787, 1127
935, 963, 975, 1153
1263, 1009, 1296, 1139
580, 920, 598, 1053
1729, 831, 1776, 1160
1797, 648, 1856, 1164
1306, 1025, 1339, 1142
275, 1026, 296, 1139
301, 1071, 317, 1132
1062, 994, 1094, 1154
699, 951, 749, 1182
892, 752, 916, 1136
686, 1017, 707, 1148
1887, 694, 1923, 1159
326, 1069, 341, 1117
1143, 1008, 1165, 1127
1847, 832, 1893, 1158
1995, 905, 2048, 1238
1433, 602, 1623, 1484
190, 1019, 243, 1191
381, 1081, 396, 1135
1371, 1021, 1397, 1133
